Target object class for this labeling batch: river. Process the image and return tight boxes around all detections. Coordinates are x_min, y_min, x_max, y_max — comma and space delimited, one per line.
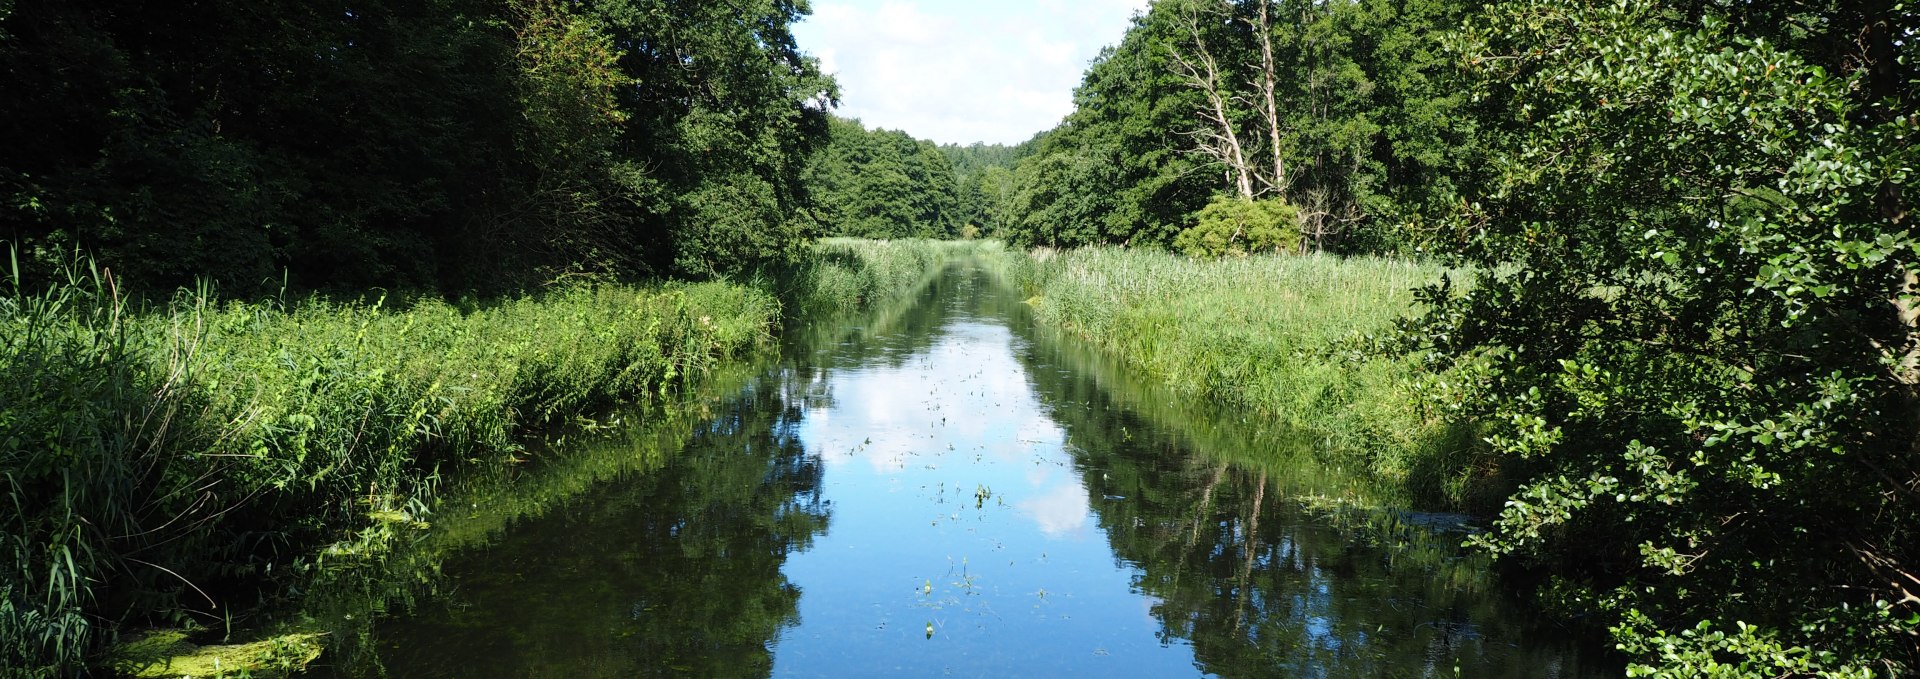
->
316, 263, 1608, 677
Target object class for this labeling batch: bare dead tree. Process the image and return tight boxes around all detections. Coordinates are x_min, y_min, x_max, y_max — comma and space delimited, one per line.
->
1172, 0, 1371, 251
1170, 0, 1257, 200
1249, 0, 1289, 196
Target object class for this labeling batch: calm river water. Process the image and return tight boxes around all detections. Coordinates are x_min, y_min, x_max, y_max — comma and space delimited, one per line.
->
320, 264, 1609, 677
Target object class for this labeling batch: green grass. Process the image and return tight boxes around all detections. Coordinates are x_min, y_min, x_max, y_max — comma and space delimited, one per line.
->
773, 238, 998, 316
984, 245, 1467, 497
0, 237, 976, 675
5, 237, 1455, 674
0, 265, 775, 675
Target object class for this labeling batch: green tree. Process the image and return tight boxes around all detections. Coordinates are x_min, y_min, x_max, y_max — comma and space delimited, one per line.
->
582, 0, 836, 278
940, 141, 1034, 235
0, 0, 835, 293
1419, 1, 1920, 673
1006, 6, 1215, 249
806, 117, 963, 239
1002, 0, 1478, 254
1008, 150, 1120, 247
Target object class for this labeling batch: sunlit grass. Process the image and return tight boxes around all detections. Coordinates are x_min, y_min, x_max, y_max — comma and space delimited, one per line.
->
2, 237, 980, 673
0, 266, 775, 674
986, 246, 1455, 488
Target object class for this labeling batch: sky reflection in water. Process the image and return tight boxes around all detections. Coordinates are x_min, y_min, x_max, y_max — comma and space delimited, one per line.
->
334, 267, 1609, 678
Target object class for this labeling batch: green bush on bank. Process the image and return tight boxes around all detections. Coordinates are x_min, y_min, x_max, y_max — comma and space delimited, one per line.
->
986, 246, 1460, 494
1174, 197, 1302, 259
0, 267, 775, 675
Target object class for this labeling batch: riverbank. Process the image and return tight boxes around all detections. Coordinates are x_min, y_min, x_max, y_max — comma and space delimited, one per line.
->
306, 260, 1604, 677
1, 239, 981, 676
981, 245, 1488, 507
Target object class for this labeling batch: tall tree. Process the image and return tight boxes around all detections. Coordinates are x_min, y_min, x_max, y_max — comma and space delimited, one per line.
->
1007, 6, 1217, 249
558, 0, 836, 278
0, 0, 835, 294
1004, 0, 1477, 253
807, 117, 963, 239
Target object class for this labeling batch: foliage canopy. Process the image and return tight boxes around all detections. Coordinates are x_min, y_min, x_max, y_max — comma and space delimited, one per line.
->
1413, 1, 1920, 674
0, 0, 835, 293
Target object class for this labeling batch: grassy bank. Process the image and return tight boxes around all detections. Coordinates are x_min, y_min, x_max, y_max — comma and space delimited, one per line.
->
776, 238, 996, 315
1, 239, 977, 675
984, 245, 1471, 502
0, 269, 775, 675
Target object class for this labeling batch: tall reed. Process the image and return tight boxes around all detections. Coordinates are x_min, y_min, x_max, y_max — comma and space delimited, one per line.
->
0, 261, 775, 675
771, 238, 996, 316
985, 246, 1455, 491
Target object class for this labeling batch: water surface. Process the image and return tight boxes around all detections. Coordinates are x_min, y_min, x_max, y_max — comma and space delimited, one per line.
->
325, 265, 1607, 677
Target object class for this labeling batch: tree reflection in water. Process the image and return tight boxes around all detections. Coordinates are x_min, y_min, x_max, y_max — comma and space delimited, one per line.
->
343, 377, 828, 678
1017, 296, 1609, 678
331, 266, 1610, 678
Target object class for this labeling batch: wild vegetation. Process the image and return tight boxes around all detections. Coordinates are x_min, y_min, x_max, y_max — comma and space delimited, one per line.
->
0, 0, 834, 294
1421, 4, 1920, 673
941, 140, 1041, 237
985, 247, 1461, 500
0, 237, 972, 675
6, 0, 1919, 674
1019, 325, 1583, 677
805, 119, 966, 240
996, 0, 1474, 253
783, 238, 997, 315
990, 0, 1920, 675
0, 266, 773, 674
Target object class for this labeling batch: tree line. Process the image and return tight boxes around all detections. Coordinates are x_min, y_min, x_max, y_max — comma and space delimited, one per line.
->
0, 0, 1027, 293
993, 0, 1472, 255
0, 0, 834, 294
805, 117, 963, 239
803, 119, 1040, 241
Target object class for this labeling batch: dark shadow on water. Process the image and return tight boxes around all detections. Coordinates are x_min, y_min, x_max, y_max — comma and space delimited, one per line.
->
321, 376, 827, 678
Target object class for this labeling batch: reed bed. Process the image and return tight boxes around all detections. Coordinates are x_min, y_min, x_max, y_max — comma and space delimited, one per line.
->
776, 238, 996, 315
0, 266, 775, 675
1, 237, 978, 674
986, 246, 1455, 488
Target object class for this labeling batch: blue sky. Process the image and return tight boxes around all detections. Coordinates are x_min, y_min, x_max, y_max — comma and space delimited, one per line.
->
792, 0, 1151, 146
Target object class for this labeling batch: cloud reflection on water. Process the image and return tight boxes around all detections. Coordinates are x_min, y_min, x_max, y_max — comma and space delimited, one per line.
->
800, 321, 1094, 539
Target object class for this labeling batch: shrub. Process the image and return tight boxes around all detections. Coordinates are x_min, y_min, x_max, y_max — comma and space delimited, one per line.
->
1174, 197, 1301, 259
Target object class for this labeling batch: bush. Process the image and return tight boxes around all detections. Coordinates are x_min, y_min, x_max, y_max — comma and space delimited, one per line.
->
1174, 197, 1301, 259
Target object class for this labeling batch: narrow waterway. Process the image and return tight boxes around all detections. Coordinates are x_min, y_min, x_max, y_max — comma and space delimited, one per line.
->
322, 265, 1607, 677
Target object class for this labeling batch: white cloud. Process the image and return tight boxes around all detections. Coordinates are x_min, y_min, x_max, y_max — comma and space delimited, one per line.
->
793, 0, 1151, 145
1018, 480, 1092, 538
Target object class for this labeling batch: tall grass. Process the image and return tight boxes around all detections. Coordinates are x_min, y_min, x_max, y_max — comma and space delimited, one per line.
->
985, 246, 1461, 495
773, 238, 996, 316
0, 263, 775, 675
1, 236, 980, 675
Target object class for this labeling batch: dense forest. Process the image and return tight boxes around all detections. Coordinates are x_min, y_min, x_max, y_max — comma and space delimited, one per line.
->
993, 0, 1473, 253
4, 0, 1920, 675
0, 0, 834, 294
804, 117, 964, 239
